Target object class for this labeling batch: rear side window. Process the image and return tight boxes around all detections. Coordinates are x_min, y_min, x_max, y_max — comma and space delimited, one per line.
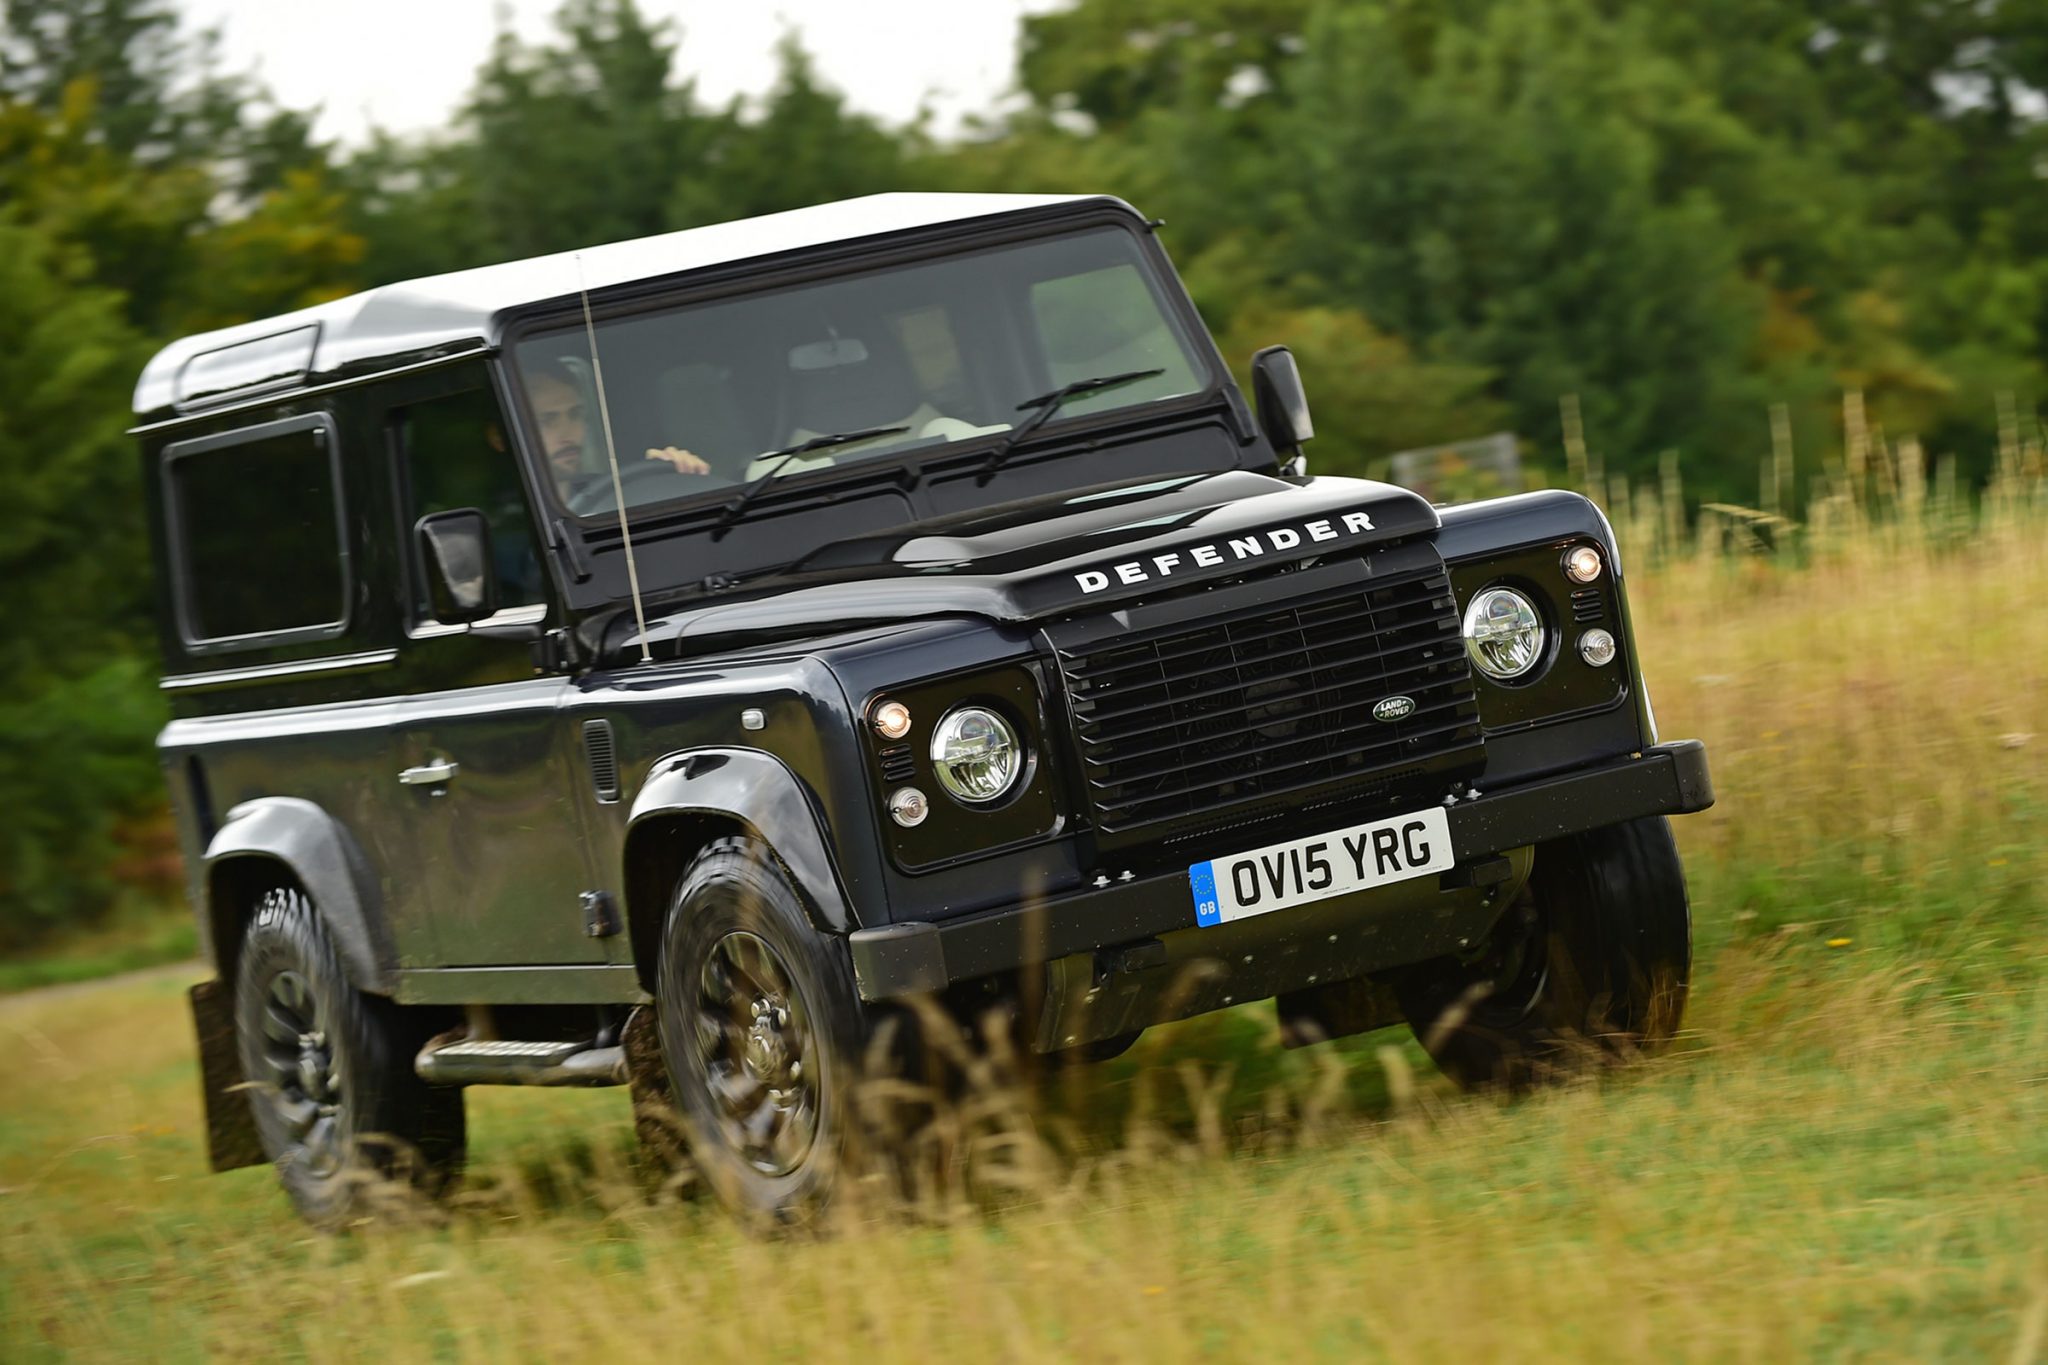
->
163, 414, 347, 649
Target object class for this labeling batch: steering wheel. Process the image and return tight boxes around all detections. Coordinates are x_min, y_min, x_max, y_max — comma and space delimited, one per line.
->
566, 458, 736, 516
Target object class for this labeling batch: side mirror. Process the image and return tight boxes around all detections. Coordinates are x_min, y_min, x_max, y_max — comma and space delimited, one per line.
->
416, 509, 498, 624
1250, 345, 1314, 475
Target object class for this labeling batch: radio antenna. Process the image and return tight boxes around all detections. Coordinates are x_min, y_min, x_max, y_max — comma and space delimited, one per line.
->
575, 252, 653, 664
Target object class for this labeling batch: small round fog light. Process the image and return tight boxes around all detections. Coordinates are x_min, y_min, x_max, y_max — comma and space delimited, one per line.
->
888, 786, 930, 827
872, 700, 912, 740
1564, 545, 1604, 584
1578, 628, 1617, 667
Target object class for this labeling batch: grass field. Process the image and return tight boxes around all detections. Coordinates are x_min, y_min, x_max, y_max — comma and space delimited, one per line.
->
4, 467, 2046, 1361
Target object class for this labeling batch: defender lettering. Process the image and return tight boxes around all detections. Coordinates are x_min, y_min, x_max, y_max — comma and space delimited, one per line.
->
1071, 508, 1380, 594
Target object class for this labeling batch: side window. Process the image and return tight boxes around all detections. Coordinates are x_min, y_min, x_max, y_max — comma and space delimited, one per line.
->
392, 385, 546, 621
165, 415, 347, 649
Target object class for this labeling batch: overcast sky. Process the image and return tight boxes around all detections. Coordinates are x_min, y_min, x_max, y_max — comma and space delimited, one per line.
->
176, 0, 1065, 146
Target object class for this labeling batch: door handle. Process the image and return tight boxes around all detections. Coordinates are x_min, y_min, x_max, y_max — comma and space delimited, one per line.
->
398, 759, 460, 786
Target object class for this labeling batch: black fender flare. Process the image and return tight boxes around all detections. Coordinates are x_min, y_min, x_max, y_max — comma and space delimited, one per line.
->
202, 797, 394, 995
621, 749, 857, 991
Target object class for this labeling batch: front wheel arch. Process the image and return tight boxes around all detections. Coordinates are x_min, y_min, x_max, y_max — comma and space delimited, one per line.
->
623, 811, 756, 996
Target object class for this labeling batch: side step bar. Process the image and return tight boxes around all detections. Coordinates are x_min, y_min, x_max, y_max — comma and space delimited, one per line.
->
415, 1036, 629, 1088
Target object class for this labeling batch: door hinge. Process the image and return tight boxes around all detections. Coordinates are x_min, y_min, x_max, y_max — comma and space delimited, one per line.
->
581, 890, 621, 939
532, 625, 589, 674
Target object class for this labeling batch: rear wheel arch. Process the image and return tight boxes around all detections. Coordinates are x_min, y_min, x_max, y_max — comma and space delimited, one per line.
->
206, 853, 295, 988
201, 798, 393, 995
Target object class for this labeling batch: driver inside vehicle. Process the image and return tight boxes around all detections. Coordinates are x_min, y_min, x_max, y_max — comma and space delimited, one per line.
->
525, 358, 714, 503
638, 327, 1005, 483
529, 323, 1008, 509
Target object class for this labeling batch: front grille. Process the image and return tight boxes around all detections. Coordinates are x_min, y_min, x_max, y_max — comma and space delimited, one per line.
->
1052, 553, 1482, 838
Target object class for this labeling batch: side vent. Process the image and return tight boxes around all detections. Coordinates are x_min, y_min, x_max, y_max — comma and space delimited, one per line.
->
878, 743, 917, 784
582, 719, 620, 803
1570, 588, 1607, 624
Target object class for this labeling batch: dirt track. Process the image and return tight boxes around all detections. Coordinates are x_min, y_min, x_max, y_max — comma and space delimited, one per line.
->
0, 959, 202, 1015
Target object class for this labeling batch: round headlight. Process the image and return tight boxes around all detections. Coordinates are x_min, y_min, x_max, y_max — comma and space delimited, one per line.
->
930, 706, 1023, 804
1463, 587, 1546, 681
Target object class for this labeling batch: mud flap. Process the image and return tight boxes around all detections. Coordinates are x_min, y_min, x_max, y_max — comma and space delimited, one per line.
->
189, 979, 265, 1172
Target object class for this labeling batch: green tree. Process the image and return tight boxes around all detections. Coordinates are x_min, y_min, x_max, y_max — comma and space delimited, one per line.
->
346, 3, 917, 278
0, 217, 164, 943
1017, 0, 1317, 132
672, 38, 911, 226
0, 0, 360, 946
461, 0, 708, 256
1274, 1, 1771, 490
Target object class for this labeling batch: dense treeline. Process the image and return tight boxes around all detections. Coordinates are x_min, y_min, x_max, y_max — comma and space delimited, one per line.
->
1, 0, 2042, 944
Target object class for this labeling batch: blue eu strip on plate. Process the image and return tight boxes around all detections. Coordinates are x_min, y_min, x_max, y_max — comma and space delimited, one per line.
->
1188, 860, 1222, 927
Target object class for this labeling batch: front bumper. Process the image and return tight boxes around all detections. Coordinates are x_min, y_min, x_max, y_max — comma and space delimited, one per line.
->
848, 739, 1713, 1000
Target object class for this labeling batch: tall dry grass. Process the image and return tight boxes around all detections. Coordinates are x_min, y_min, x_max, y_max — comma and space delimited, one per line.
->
1608, 394, 2047, 985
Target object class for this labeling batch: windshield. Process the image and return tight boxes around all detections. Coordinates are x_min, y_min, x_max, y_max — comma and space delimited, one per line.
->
511, 227, 1210, 518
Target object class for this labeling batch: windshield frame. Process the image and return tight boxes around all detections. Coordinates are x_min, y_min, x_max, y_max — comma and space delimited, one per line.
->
499, 204, 1231, 532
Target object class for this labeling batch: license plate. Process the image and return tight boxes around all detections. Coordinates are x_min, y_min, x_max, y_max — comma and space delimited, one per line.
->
1188, 806, 1454, 927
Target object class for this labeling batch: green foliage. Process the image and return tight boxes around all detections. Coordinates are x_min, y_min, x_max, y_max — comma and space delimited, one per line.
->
345, 5, 912, 278
1017, 0, 1317, 131
1278, 1, 1771, 491
0, 658, 167, 948
0, 3, 355, 948
0, 217, 149, 675
0, 218, 166, 946
456, 0, 707, 258
0, 0, 236, 162
1000, 0, 2048, 494
1212, 299, 1505, 476
671, 37, 911, 227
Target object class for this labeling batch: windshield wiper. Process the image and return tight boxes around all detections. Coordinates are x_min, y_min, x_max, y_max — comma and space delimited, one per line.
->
981, 368, 1166, 477
713, 424, 910, 530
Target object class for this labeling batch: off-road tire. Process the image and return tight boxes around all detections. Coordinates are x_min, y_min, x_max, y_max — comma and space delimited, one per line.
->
654, 836, 875, 1228
1392, 816, 1692, 1089
232, 887, 465, 1225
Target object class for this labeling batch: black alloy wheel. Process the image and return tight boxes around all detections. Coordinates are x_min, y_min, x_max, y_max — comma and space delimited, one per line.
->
1391, 816, 1693, 1089
233, 887, 465, 1224
252, 967, 347, 1180
693, 930, 822, 1177
656, 836, 873, 1227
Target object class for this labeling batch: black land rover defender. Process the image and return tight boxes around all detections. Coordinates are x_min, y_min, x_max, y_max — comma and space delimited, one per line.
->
140, 192, 1712, 1224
